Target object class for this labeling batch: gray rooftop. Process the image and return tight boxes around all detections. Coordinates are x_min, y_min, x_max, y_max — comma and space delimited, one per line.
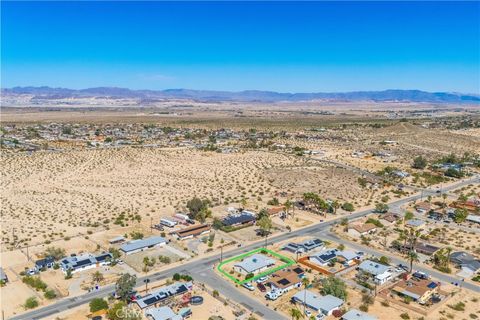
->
120, 236, 166, 253
342, 309, 377, 320
358, 260, 391, 276
234, 253, 275, 273
406, 219, 425, 227
145, 306, 182, 320
292, 290, 343, 313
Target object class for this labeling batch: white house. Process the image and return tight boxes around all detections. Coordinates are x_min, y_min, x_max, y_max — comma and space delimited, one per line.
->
60, 252, 112, 274
292, 291, 344, 316
234, 254, 275, 275
357, 260, 393, 285
120, 236, 167, 255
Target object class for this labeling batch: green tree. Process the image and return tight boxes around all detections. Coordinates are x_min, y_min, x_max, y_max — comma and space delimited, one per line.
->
89, 297, 108, 312
453, 208, 468, 223
404, 211, 414, 221
257, 215, 273, 237
445, 168, 463, 178
44, 247, 66, 260
186, 197, 210, 220
108, 247, 121, 264
24, 297, 38, 309
197, 207, 212, 223
289, 308, 302, 320
332, 200, 340, 214
115, 273, 137, 302
412, 156, 427, 169
342, 202, 355, 212
375, 203, 389, 213
407, 251, 419, 273
302, 277, 310, 314
320, 276, 347, 300
284, 199, 293, 217
64, 269, 73, 280
44, 289, 56, 299
92, 271, 104, 283
379, 256, 390, 265
130, 231, 144, 240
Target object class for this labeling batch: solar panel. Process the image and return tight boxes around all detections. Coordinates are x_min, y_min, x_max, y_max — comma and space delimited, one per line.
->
278, 279, 291, 285
143, 296, 160, 305
75, 259, 92, 267
293, 267, 303, 274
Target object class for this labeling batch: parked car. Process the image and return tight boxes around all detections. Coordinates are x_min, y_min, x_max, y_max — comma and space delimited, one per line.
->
413, 271, 430, 280
27, 269, 38, 276
305, 309, 312, 317
256, 276, 268, 283
265, 290, 281, 300
397, 264, 408, 271
257, 283, 267, 292
315, 314, 325, 320
242, 282, 255, 291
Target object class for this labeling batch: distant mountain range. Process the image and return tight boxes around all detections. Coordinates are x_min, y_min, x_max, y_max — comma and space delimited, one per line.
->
2, 86, 479, 103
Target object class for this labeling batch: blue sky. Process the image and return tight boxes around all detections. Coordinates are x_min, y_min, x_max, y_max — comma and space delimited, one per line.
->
1, 1, 479, 93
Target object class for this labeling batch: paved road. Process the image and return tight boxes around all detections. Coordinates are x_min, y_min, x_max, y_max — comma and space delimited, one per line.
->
321, 232, 480, 293
10, 175, 479, 320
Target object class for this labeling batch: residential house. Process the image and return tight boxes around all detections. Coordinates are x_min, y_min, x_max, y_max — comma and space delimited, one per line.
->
120, 236, 167, 255
357, 260, 393, 285
309, 249, 338, 267
221, 211, 256, 227
136, 282, 193, 309
34, 256, 55, 271
145, 306, 182, 320
234, 254, 275, 275
348, 223, 377, 238
291, 291, 344, 316
450, 251, 480, 277
60, 252, 112, 274
109, 236, 126, 245
415, 202, 431, 214
415, 243, 440, 256
379, 213, 401, 226
391, 277, 440, 304
268, 266, 304, 293
405, 219, 426, 229
173, 224, 211, 240
466, 215, 480, 224
341, 309, 377, 320
336, 250, 359, 266
267, 206, 286, 217
282, 238, 324, 254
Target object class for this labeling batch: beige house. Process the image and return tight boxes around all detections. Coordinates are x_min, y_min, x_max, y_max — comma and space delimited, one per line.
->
348, 223, 377, 238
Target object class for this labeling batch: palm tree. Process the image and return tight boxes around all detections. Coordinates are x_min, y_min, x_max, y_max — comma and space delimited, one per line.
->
289, 308, 302, 320
301, 277, 310, 315
332, 200, 340, 215
407, 228, 421, 250
284, 199, 293, 217
445, 247, 453, 267
407, 251, 419, 273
